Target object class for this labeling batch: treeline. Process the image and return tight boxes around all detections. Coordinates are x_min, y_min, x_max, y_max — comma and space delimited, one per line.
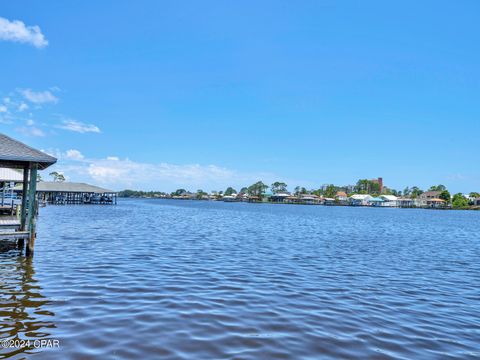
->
119, 180, 480, 208
118, 189, 169, 198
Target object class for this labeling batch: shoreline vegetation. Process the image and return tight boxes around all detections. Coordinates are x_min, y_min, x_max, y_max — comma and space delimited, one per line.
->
119, 178, 480, 211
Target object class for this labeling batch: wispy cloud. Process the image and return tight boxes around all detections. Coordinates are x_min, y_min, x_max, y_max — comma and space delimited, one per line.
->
65, 149, 85, 160
44, 151, 279, 191
18, 102, 28, 111
57, 119, 101, 133
2, 88, 99, 137
19, 89, 58, 104
15, 126, 45, 137
0, 17, 48, 48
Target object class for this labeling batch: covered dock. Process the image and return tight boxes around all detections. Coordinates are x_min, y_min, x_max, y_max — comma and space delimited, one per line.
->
0, 167, 24, 213
0, 133, 57, 255
29, 181, 117, 205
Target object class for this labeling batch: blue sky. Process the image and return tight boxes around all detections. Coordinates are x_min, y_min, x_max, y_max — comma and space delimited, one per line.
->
0, 1, 479, 193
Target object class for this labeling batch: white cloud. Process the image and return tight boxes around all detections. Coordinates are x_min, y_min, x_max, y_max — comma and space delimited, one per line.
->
65, 149, 85, 160
18, 102, 28, 111
45, 154, 279, 192
57, 119, 101, 133
19, 89, 58, 104
0, 17, 48, 48
0, 105, 7, 113
16, 126, 45, 137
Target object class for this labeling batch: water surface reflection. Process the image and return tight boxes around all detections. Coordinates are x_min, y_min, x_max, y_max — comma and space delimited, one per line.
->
0, 246, 56, 359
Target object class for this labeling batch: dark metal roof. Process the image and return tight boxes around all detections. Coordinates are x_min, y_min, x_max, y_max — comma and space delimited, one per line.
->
0, 133, 57, 169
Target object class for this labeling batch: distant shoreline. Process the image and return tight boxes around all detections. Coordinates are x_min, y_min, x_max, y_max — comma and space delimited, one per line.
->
120, 196, 480, 211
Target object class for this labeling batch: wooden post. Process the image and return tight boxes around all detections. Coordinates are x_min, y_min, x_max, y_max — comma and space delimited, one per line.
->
26, 164, 38, 256
20, 166, 29, 230
18, 166, 30, 249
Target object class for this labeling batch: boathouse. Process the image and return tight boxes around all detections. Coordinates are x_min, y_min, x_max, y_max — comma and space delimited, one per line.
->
0, 167, 24, 208
20, 181, 118, 205
0, 133, 57, 255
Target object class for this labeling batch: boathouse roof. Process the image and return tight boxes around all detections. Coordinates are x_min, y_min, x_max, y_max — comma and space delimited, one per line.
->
380, 195, 398, 201
36, 182, 115, 193
15, 181, 116, 194
0, 133, 57, 169
0, 167, 24, 182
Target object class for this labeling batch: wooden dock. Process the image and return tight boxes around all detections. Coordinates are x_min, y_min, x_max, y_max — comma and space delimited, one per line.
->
0, 133, 57, 256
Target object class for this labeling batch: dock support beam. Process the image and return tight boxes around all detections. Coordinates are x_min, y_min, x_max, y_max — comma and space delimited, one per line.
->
18, 165, 29, 249
26, 164, 38, 256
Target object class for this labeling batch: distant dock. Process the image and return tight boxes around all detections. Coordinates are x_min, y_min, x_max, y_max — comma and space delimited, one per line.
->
15, 181, 118, 205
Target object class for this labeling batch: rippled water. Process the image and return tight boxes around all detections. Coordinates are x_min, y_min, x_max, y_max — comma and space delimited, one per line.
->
1, 199, 479, 359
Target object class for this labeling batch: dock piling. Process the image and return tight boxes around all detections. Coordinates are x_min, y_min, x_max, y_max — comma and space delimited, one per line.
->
26, 164, 38, 256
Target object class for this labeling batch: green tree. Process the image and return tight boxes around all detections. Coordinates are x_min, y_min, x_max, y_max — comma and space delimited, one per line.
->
247, 181, 268, 198
469, 192, 480, 198
429, 184, 446, 192
293, 186, 308, 196
452, 193, 469, 208
370, 182, 380, 195
324, 184, 337, 198
410, 186, 423, 199
172, 189, 187, 196
224, 187, 237, 196
49, 171, 65, 182
355, 179, 369, 194
240, 187, 248, 194
196, 189, 207, 199
271, 182, 287, 194
403, 187, 411, 196
354, 179, 380, 194
439, 190, 451, 203
49, 171, 59, 181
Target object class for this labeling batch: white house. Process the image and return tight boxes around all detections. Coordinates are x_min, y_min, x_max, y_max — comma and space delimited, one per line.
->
349, 194, 372, 206
379, 195, 398, 207
222, 194, 238, 202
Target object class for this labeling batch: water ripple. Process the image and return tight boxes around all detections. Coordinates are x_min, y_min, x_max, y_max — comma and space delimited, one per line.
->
1, 199, 479, 359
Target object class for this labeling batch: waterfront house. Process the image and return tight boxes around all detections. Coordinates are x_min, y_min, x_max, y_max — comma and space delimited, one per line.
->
222, 194, 238, 202
238, 193, 249, 202
323, 197, 335, 206
285, 195, 301, 204
379, 195, 398, 207
426, 198, 446, 208
368, 197, 384, 207
269, 192, 291, 203
301, 194, 321, 205
415, 191, 442, 207
335, 191, 348, 204
247, 195, 261, 203
396, 197, 415, 208
349, 194, 372, 206
415, 191, 447, 208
